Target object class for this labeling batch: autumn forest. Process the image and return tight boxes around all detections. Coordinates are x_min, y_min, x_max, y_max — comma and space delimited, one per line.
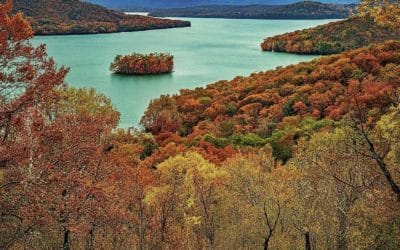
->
1, 0, 400, 249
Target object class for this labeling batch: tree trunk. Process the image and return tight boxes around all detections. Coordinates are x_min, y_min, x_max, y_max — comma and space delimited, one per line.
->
264, 235, 271, 250
86, 227, 94, 250
63, 227, 70, 250
373, 153, 400, 202
337, 208, 348, 250
304, 232, 311, 250
357, 120, 400, 201
139, 196, 147, 250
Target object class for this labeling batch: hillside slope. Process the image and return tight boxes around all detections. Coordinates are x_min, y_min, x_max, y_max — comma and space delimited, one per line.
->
12, 0, 190, 35
149, 2, 355, 19
140, 41, 400, 164
261, 17, 400, 55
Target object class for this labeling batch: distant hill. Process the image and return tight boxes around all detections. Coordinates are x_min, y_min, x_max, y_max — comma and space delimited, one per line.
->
89, 0, 358, 10
12, 0, 190, 35
149, 1, 355, 19
261, 17, 400, 55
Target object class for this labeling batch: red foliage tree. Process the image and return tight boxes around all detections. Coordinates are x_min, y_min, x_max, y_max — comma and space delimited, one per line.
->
0, 0, 68, 164
0, 0, 68, 247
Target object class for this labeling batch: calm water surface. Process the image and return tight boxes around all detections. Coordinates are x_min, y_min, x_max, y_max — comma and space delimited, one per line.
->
33, 18, 335, 127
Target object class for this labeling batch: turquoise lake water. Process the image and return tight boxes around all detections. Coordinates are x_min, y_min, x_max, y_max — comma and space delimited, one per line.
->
33, 18, 335, 127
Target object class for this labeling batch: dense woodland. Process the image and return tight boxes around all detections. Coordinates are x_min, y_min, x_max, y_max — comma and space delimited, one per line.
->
140, 40, 400, 165
1, 0, 400, 249
149, 1, 355, 19
110, 53, 174, 75
10, 0, 190, 35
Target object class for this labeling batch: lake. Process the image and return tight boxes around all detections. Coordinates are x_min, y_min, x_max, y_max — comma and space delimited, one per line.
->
33, 18, 335, 128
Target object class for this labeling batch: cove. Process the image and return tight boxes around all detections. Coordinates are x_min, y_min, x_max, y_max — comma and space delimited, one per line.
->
33, 18, 336, 128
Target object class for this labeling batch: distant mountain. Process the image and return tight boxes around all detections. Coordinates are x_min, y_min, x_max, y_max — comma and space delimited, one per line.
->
12, 0, 190, 35
89, 0, 358, 10
149, 1, 355, 19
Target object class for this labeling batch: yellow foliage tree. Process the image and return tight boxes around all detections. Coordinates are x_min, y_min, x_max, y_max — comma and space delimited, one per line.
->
357, 0, 400, 29
145, 152, 225, 249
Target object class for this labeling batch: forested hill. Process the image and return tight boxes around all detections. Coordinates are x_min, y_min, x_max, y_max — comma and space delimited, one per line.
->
140, 40, 400, 164
261, 17, 400, 54
149, 1, 355, 19
11, 0, 190, 35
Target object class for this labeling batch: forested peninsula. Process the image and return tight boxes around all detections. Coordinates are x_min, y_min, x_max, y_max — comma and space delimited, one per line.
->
12, 0, 190, 35
261, 17, 400, 55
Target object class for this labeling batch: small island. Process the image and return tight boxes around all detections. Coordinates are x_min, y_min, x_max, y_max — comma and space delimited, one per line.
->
110, 53, 174, 75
